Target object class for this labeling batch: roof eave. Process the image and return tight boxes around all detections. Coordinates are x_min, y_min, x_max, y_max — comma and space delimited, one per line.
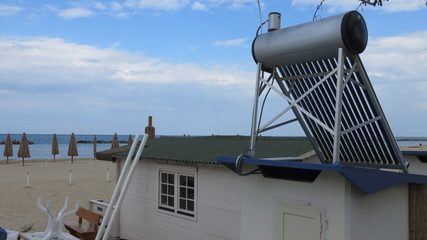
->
217, 156, 427, 194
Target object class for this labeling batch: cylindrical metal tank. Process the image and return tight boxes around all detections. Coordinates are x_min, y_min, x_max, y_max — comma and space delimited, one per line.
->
252, 11, 368, 71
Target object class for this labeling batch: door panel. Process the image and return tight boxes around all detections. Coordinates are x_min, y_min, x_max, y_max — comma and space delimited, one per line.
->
277, 203, 323, 240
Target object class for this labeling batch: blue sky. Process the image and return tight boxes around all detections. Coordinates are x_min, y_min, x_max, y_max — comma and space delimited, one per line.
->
0, 0, 426, 137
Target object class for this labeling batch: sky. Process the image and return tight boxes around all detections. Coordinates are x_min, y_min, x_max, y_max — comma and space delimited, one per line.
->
0, 0, 426, 137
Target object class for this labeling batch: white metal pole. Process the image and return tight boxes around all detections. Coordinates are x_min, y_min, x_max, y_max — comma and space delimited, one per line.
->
102, 134, 149, 240
107, 168, 110, 182
249, 63, 262, 157
69, 170, 72, 185
95, 134, 141, 240
332, 48, 345, 164
26, 172, 30, 187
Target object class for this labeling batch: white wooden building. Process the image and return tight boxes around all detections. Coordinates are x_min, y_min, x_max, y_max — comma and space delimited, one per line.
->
217, 149, 427, 240
96, 135, 314, 240
97, 134, 427, 240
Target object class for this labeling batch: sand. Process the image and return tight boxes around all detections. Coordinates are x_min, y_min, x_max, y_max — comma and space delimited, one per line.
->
400, 144, 427, 151
0, 158, 116, 233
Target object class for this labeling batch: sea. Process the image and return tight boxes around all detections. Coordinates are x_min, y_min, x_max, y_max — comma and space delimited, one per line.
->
0, 133, 426, 161
0, 133, 132, 161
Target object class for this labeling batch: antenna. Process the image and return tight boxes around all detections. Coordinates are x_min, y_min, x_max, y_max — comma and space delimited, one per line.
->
256, 0, 263, 27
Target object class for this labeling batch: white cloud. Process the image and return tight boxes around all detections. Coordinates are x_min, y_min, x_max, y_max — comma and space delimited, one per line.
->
363, 30, 427, 82
226, 0, 258, 9
123, 0, 255, 11
189, 0, 256, 10
110, 2, 124, 11
192, 2, 208, 11
0, 36, 255, 135
0, 36, 253, 87
124, 0, 191, 11
291, 0, 426, 12
380, 0, 427, 12
58, 8, 95, 19
0, 3, 23, 16
212, 38, 249, 47
94, 2, 107, 10
361, 30, 427, 123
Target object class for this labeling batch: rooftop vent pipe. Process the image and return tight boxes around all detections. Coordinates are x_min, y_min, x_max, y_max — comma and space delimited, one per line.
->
268, 12, 281, 32
145, 116, 155, 139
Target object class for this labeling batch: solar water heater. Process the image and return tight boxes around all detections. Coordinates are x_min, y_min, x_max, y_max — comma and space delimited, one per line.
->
249, 11, 408, 172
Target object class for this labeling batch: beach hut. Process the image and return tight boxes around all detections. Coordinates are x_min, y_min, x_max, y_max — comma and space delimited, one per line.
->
3, 133, 13, 164
96, 134, 427, 240
111, 133, 119, 149
96, 135, 311, 240
68, 133, 78, 164
95, 116, 318, 240
18, 132, 30, 166
51, 133, 59, 162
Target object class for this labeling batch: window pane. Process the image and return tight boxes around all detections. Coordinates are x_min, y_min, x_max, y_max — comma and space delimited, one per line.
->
168, 197, 174, 207
161, 196, 167, 205
188, 200, 194, 211
179, 199, 186, 210
161, 184, 167, 194
161, 173, 167, 183
188, 189, 194, 199
180, 187, 186, 198
188, 176, 194, 187
180, 175, 186, 186
168, 185, 174, 195
168, 174, 174, 184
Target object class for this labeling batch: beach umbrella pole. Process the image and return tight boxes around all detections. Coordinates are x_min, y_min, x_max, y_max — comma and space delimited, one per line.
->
26, 172, 30, 187
107, 168, 110, 182
95, 134, 149, 240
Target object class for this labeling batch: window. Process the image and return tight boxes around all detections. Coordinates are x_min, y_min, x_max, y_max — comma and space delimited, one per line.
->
159, 170, 196, 218
159, 172, 175, 211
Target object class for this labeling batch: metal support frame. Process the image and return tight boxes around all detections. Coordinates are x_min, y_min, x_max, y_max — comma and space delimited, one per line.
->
249, 63, 262, 158
249, 48, 408, 172
95, 134, 150, 240
332, 48, 345, 164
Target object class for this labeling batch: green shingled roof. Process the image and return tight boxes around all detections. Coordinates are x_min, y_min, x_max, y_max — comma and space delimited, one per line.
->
97, 135, 313, 165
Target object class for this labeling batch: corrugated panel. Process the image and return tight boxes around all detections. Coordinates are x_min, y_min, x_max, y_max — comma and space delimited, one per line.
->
276, 55, 406, 170
106, 136, 313, 165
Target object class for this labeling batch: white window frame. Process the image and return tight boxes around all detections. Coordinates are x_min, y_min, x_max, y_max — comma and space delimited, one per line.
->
158, 168, 197, 220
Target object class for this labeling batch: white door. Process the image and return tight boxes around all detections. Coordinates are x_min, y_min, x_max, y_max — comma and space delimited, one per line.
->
277, 202, 323, 240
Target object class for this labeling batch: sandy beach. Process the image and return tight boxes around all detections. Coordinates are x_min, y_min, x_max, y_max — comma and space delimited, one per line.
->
0, 158, 116, 234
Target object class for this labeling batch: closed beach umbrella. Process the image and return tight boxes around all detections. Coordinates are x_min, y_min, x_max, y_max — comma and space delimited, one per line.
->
68, 133, 78, 164
3, 133, 13, 164
93, 135, 97, 158
18, 132, 30, 166
127, 134, 132, 145
52, 133, 59, 162
111, 133, 119, 149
